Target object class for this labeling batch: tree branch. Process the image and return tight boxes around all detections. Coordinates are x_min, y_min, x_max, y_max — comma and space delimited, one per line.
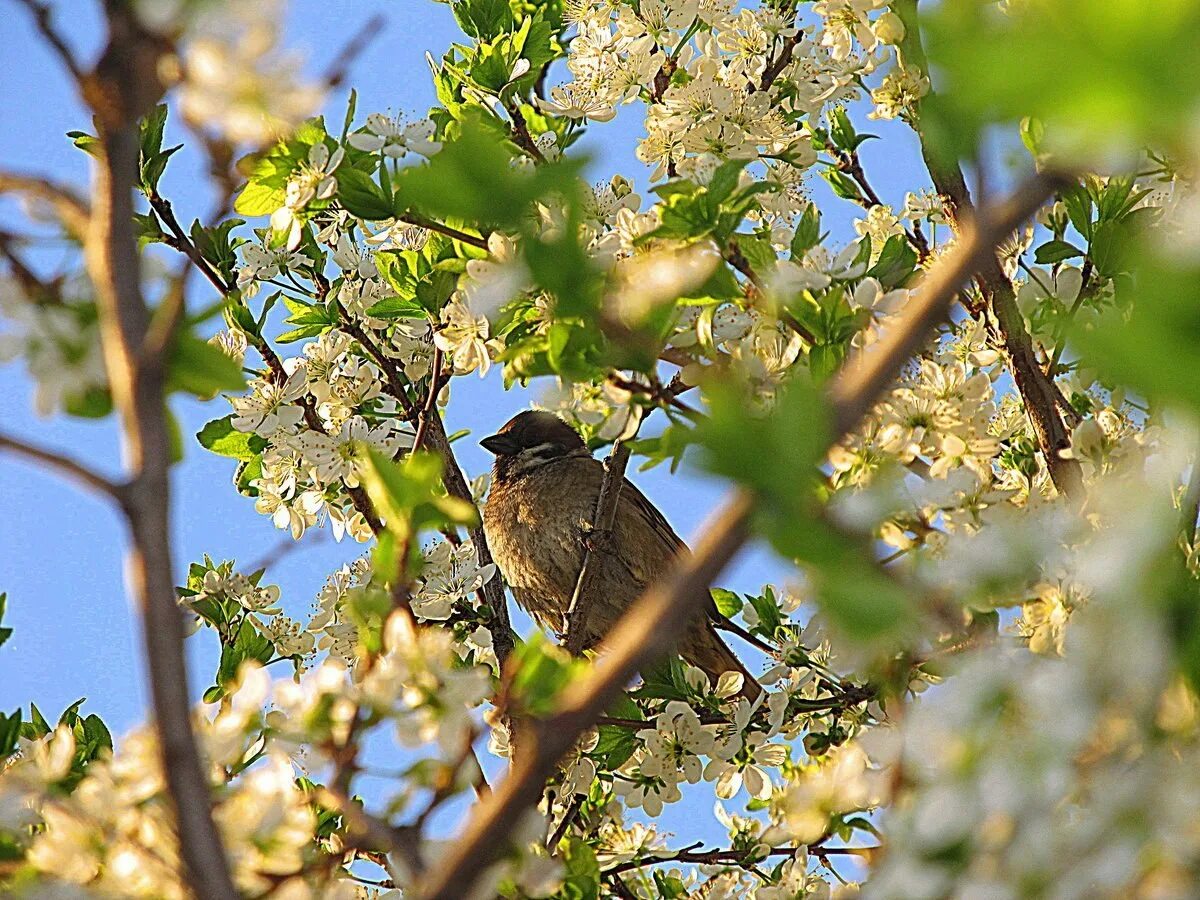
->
321, 13, 386, 90
148, 191, 233, 296
398, 214, 489, 250
603, 843, 876, 876
893, 0, 1082, 497
0, 170, 91, 238
565, 440, 634, 655
836, 149, 930, 259
413, 172, 1063, 900
0, 431, 127, 503
14, 0, 84, 84
0, 230, 63, 303
503, 100, 547, 164
80, 9, 238, 898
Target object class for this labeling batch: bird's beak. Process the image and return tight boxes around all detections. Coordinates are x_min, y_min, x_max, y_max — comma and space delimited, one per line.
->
480, 432, 521, 455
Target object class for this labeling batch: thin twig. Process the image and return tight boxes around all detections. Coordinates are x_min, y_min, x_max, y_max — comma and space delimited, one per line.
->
149, 191, 233, 295
1047, 258, 1093, 377
0, 170, 91, 238
412, 347, 443, 453
0, 431, 127, 503
725, 240, 819, 346
321, 14, 386, 89
503, 100, 547, 163
603, 844, 877, 876
14, 0, 84, 83
564, 440, 633, 655
756, 31, 803, 92
838, 149, 930, 259
399, 214, 489, 250
548, 793, 585, 850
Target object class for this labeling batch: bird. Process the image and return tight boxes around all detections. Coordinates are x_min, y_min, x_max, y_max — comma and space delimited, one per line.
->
480, 409, 761, 702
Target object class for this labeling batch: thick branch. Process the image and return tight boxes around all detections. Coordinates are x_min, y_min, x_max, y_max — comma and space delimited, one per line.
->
81, 12, 238, 899
893, 0, 1081, 497
413, 172, 1062, 900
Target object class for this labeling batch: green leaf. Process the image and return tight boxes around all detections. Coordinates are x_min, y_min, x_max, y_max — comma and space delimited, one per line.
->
697, 380, 915, 641
711, 587, 743, 618
391, 118, 585, 228
0, 593, 10, 650
1033, 240, 1085, 265
791, 203, 822, 259
867, 235, 918, 288
359, 449, 479, 568
559, 838, 601, 900
27, 703, 50, 739
926, 0, 1200, 152
706, 159, 750, 206
234, 180, 284, 217
197, 415, 266, 460
0, 710, 21, 757
134, 211, 167, 247
1076, 250, 1200, 417
57, 698, 85, 727
276, 323, 331, 344
822, 168, 862, 202
236, 454, 263, 497
168, 334, 247, 399
748, 586, 785, 638
452, 0, 515, 39
336, 166, 394, 220
217, 620, 275, 688
593, 724, 639, 771
364, 297, 429, 319
67, 129, 100, 157
190, 218, 245, 285
64, 386, 113, 419
632, 656, 690, 701
509, 635, 587, 717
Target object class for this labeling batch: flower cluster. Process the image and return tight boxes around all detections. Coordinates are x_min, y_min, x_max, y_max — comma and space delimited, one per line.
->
0, 276, 107, 417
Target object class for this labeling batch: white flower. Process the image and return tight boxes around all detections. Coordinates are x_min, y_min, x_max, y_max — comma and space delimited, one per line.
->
270, 143, 344, 250
230, 365, 308, 437
704, 733, 788, 799
348, 113, 442, 158
537, 83, 617, 122
434, 295, 496, 376
237, 242, 307, 294
637, 702, 715, 784
332, 234, 378, 279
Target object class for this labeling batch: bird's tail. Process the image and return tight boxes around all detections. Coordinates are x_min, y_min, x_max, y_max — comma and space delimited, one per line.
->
683, 625, 762, 703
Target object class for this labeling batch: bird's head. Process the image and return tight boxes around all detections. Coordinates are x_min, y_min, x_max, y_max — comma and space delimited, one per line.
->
481, 410, 589, 479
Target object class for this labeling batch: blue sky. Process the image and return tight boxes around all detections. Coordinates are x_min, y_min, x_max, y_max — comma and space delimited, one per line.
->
0, 0, 932, 852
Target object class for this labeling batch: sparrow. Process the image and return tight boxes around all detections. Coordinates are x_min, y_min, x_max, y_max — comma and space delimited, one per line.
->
481, 410, 760, 701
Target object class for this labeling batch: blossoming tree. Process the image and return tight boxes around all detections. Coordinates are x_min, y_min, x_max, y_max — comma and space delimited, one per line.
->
2, 0, 1199, 897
